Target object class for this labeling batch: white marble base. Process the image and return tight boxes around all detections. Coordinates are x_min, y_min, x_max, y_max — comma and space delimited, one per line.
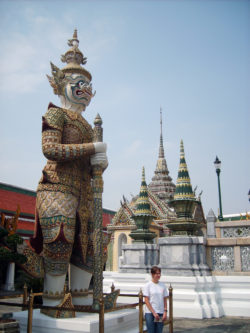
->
13, 308, 140, 333
103, 272, 250, 319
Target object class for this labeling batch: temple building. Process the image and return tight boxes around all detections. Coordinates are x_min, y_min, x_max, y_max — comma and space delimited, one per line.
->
107, 113, 207, 271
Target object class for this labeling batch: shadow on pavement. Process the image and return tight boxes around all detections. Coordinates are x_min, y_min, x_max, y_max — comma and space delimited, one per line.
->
163, 317, 250, 333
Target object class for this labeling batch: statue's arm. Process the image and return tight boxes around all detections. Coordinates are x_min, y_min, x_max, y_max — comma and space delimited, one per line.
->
42, 129, 95, 162
41, 107, 95, 162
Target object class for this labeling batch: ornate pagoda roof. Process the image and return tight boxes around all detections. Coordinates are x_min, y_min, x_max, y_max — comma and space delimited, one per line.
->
108, 169, 176, 230
148, 109, 176, 204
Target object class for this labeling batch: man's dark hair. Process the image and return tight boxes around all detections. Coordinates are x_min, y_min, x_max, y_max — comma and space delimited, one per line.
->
151, 266, 161, 275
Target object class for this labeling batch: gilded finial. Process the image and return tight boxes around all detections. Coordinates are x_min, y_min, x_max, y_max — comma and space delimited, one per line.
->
142, 166, 145, 182
68, 29, 80, 48
73, 29, 78, 39
180, 139, 185, 158
159, 107, 165, 159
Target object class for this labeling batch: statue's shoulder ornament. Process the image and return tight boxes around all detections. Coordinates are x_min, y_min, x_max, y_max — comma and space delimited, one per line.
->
62, 108, 93, 139
43, 103, 65, 132
43, 103, 93, 140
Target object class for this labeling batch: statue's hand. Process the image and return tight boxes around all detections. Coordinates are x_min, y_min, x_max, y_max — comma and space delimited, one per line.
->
93, 142, 107, 153
90, 152, 108, 170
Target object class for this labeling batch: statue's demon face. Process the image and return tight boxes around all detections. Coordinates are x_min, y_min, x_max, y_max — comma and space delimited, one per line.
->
64, 74, 93, 109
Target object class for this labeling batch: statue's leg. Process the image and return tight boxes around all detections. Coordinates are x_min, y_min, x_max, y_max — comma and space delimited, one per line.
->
36, 191, 78, 316
42, 239, 73, 305
70, 264, 92, 305
43, 273, 67, 306
69, 184, 94, 305
41, 239, 75, 317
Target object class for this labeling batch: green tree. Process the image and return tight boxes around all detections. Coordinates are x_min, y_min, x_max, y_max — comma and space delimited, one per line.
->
0, 217, 27, 286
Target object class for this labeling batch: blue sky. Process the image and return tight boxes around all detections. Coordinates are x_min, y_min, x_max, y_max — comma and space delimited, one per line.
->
0, 0, 249, 217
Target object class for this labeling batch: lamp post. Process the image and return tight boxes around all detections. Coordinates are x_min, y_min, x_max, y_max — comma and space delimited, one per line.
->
214, 156, 223, 221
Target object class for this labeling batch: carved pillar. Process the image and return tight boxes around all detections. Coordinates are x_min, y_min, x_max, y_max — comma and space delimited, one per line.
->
206, 208, 216, 238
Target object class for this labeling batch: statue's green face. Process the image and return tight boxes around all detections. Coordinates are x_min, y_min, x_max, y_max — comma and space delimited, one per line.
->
64, 74, 93, 108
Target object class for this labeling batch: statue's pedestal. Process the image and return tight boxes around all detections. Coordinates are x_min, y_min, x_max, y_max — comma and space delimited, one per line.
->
159, 236, 211, 276
119, 243, 159, 273
13, 308, 140, 333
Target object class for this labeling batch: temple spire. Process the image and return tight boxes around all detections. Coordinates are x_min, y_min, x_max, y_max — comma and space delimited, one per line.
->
148, 108, 176, 203
159, 107, 165, 159
135, 167, 151, 215
174, 140, 195, 200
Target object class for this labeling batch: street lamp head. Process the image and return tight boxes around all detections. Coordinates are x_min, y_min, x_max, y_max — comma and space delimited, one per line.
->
248, 189, 250, 202
214, 156, 221, 171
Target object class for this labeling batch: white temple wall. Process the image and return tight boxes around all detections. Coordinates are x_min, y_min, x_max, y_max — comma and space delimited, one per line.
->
103, 272, 250, 319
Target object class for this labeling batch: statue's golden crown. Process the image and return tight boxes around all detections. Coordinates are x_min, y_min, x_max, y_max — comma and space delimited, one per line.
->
47, 29, 92, 95
60, 29, 92, 81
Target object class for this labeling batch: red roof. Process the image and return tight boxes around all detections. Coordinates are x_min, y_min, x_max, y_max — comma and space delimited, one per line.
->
0, 183, 115, 230
102, 211, 114, 228
0, 184, 36, 216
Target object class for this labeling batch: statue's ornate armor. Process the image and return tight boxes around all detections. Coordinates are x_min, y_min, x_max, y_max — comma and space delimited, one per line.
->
31, 103, 96, 275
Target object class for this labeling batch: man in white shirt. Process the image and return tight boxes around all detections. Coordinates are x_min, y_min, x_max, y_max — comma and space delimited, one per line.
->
143, 266, 169, 333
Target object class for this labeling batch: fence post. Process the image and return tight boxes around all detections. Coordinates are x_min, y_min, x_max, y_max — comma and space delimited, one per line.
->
99, 296, 105, 333
27, 290, 34, 333
139, 289, 143, 333
169, 285, 173, 333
